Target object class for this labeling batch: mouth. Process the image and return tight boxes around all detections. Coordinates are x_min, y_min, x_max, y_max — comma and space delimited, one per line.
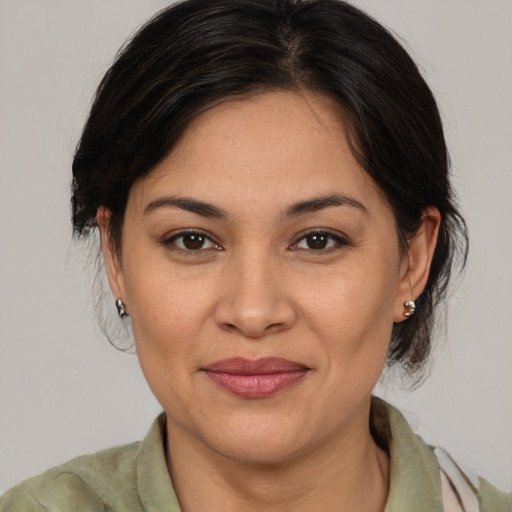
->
201, 357, 310, 398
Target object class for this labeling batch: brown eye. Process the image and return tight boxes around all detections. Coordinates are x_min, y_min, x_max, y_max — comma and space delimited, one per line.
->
293, 231, 348, 251
182, 233, 206, 250
165, 231, 220, 252
305, 233, 329, 250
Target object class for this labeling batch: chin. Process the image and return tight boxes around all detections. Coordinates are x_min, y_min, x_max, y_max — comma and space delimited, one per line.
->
211, 433, 306, 466
195, 409, 319, 466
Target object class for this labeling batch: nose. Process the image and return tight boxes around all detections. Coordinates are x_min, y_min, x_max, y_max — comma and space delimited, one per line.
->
214, 250, 297, 338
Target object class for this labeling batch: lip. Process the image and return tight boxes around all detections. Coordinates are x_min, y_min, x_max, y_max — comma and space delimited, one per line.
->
202, 357, 309, 398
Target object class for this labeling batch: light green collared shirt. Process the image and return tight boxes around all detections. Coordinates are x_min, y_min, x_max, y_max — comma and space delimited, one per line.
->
1, 399, 510, 511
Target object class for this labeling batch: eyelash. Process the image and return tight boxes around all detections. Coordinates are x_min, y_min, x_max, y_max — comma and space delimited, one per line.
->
162, 229, 350, 254
162, 230, 222, 253
290, 230, 350, 252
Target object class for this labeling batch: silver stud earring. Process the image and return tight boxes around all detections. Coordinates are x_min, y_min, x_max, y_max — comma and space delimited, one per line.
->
116, 298, 128, 318
403, 299, 416, 317
403, 281, 416, 317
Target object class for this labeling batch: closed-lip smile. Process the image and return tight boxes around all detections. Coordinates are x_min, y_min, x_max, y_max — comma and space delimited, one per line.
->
202, 357, 310, 398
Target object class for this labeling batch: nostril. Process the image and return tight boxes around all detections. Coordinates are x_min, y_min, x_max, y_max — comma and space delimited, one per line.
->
221, 323, 238, 333
219, 321, 287, 338
265, 322, 286, 333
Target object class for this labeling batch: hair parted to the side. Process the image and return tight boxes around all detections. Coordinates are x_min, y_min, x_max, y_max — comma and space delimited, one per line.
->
71, 0, 468, 373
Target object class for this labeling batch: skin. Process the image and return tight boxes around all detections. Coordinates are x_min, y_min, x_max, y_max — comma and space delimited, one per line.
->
99, 90, 440, 511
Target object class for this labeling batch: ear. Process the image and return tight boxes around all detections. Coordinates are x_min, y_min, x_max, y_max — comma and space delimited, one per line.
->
393, 207, 441, 322
97, 207, 126, 304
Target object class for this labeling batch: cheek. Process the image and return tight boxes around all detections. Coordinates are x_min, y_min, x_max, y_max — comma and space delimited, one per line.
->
121, 233, 210, 337
126, 279, 207, 415
297, 248, 400, 374
119, 253, 213, 398
302, 258, 399, 335
127, 270, 209, 353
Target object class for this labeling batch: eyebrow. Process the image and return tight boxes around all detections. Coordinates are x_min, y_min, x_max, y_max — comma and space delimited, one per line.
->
143, 192, 367, 220
143, 196, 229, 220
284, 193, 368, 219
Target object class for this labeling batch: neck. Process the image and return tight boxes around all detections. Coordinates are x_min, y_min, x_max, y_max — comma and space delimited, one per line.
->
165, 404, 390, 512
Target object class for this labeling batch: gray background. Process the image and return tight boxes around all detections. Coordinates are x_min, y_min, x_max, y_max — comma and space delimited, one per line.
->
1, 0, 511, 493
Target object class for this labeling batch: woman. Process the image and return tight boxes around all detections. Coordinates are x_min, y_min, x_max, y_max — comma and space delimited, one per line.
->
1, 0, 510, 510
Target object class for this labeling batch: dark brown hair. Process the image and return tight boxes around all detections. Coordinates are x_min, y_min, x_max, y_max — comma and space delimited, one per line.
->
71, 0, 468, 372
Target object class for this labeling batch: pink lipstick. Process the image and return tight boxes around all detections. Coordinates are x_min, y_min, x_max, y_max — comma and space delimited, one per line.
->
202, 357, 309, 398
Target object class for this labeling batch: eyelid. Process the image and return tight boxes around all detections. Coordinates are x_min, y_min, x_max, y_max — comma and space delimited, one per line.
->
161, 229, 223, 252
290, 229, 351, 251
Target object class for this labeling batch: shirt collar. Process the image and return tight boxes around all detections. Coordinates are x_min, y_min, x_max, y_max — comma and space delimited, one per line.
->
372, 398, 444, 512
137, 413, 181, 512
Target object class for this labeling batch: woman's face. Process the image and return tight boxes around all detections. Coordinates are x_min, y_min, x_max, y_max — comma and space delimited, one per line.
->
103, 91, 421, 464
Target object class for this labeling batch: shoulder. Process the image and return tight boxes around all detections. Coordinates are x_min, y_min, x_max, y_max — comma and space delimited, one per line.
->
434, 446, 511, 512
1, 413, 179, 512
0, 441, 141, 511
476, 477, 512, 511
373, 397, 511, 511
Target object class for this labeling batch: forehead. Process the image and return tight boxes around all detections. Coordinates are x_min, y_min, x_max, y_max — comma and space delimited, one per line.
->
128, 90, 386, 217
